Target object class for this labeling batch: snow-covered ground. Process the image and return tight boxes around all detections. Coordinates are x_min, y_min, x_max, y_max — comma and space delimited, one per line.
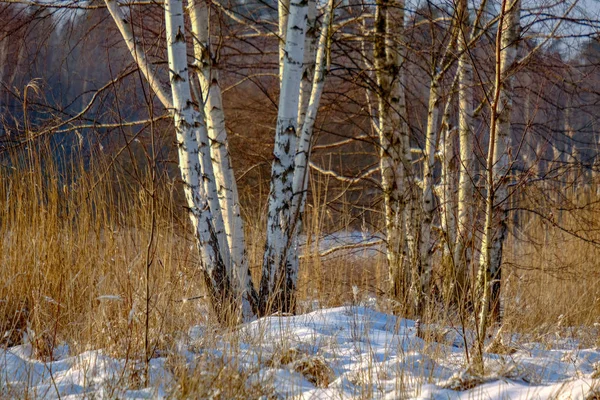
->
2, 306, 600, 399
301, 231, 384, 260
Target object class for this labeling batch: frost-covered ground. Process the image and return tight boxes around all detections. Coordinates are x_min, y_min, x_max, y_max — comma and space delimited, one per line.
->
2, 306, 600, 399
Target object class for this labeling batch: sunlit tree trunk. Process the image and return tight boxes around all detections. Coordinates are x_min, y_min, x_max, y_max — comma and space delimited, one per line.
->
279, 0, 291, 84
437, 91, 458, 302
298, 0, 317, 131
260, 0, 308, 314
477, 0, 520, 354
413, 9, 461, 314
416, 75, 442, 313
189, 0, 258, 319
287, 0, 334, 286
453, 0, 475, 302
106, 0, 243, 323
374, 0, 413, 305
163, 0, 236, 323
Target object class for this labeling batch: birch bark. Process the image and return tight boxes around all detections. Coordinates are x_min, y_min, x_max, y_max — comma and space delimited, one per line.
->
437, 91, 458, 302
297, 0, 317, 130
260, 0, 308, 314
163, 0, 235, 323
416, 77, 442, 313
287, 0, 334, 283
454, 0, 475, 301
477, 0, 521, 344
106, 0, 240, 323
104, 0, 172, 109
279, 0, 291, 83
189, 0, 258, 319
414, 14, 459, 314
374, 0, 413, 304
189, 77, 232, 282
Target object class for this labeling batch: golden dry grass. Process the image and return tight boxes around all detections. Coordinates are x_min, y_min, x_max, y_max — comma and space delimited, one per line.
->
2, 142, 600, 398
0, 143, 204, 359
502, 181, 600, 343
0, 142, 386, 360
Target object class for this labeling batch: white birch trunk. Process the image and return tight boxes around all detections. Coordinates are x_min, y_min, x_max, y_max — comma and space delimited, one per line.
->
297, 0, 318, 130
454, 0, 475, 299
286, 0, 334, 279
437, 93, 458, 301
440, 131, 457, 254
279, 0, 291, 84
107, 0, 241, 323
260, 0, 308, 314
486, 0, 520, 322
413, 12, 461, 313
189, 0, 258, 319
374, 0, 413, 303
164, 0, 235, 322
417, 77, 441, 313
104, 0, 172, 110
189, 77, 232, 282
477, 0, 520, 343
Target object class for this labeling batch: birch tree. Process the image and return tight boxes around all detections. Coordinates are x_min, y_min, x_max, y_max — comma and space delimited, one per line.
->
453, 0, 475, 302
188, 0, 258, 319
286, 0, 334, 291
279, 0, 291, 83
103, 0, 239, 323
259, 0, 309, 314
374, 0, 414, 305
410, 0, 493, 313
437, 86, 458, 302
298, 0, 318, 130
476, 0, 521, 355
412, 8, 462, 314
164, 0, 236, 323
104, 0, 331, 321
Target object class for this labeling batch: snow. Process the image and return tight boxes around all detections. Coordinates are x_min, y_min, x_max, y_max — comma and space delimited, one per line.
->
0, 344, 168, 399
301, 230, 384, 260
2, 306, 600, 399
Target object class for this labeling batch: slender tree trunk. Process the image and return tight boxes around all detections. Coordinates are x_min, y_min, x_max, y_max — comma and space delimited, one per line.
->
279, 0, 291, 84
477, 0, 520, 358
106, 0, 242, 323
190, 78, 232, 284
104, 0, 172, 110
454, 0, 475, 303
286, 0, 334, 285
260, 0, 308, 315
189, 0, 258, 319
164, 0, 236, 323
486, 0, 520, 324
298, 0, 317, 131
437, 90, 458, 303
374, 0, 413, 306
417, 76, 441, 314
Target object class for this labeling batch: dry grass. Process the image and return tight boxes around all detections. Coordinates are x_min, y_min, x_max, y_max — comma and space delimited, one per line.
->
2, 142, 600, 398
166, 352, 274, 399
0, 142, 386, 360
502, 182, 600, 344
0, 143, 203, 359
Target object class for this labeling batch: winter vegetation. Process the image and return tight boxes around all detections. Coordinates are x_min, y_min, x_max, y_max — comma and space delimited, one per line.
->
2, 0, 600, 398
